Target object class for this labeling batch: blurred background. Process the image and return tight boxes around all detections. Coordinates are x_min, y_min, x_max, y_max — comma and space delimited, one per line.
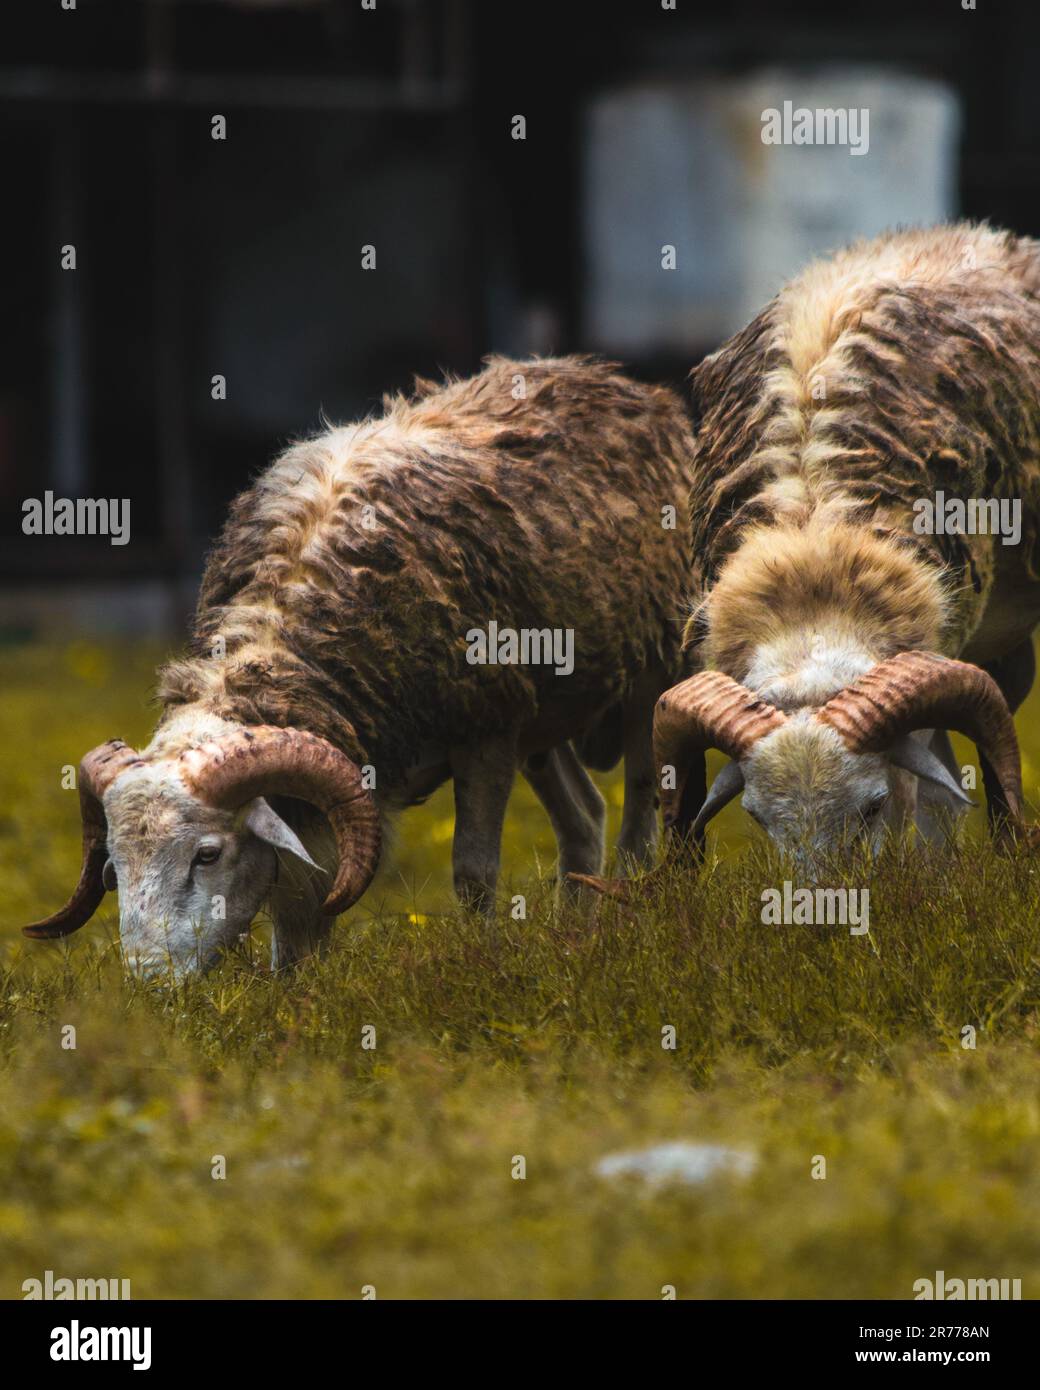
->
2, 0, 1039, 639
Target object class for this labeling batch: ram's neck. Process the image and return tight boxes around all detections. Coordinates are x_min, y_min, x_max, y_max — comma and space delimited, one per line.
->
154, 632, 368, 768
694, 522, 948, 707
145, 704, 241, 759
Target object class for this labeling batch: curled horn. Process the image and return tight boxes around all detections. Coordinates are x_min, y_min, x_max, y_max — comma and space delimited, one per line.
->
23, 740, 144, 939
816, 651, 1023, 825
654, 671, 788, 845
178, 726, 381, 914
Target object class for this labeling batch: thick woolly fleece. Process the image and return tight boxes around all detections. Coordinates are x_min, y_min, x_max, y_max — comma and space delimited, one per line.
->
684, 223, 1040, 678
158, 355, 696, 800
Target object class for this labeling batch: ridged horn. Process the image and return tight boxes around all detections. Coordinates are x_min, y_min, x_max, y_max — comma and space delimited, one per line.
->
23, 740, 144, 939
654, 671, 788, 841
178, 726, 381, 914
816, 651, 1023, 823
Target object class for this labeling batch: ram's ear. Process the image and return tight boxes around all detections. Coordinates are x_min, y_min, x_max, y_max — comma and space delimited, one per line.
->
692, 759, 745, 834
243, 797, 325, 870
887, 735, 975, 806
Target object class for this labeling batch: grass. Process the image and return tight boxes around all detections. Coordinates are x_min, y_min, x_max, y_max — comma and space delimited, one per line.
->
2, 640, 1040, 1299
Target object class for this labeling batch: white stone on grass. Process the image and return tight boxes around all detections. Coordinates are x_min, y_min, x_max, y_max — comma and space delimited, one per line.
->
595, 1141, 757, 1187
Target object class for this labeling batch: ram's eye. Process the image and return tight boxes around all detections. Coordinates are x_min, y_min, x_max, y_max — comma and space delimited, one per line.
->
863, 797, 888, 820
193, 843, 222, 866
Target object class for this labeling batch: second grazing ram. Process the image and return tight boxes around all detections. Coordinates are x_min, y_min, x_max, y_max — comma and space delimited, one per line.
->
22, 356, 694, 975
655, 224, 1040, 866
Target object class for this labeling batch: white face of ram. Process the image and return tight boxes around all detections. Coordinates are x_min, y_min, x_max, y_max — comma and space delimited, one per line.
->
102, 765, 277, 979
737, 716, 894, 867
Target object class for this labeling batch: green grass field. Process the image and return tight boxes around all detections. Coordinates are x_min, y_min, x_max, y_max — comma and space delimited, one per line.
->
2, 641, 1040, 1299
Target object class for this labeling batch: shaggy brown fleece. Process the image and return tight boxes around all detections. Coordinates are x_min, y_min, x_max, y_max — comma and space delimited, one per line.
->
158, 356, 696, 799
684, 223, 1040, 674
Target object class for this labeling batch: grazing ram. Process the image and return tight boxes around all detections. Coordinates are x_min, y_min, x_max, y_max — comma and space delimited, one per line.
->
655, 224, 1040, 866
23, 357, 694, 975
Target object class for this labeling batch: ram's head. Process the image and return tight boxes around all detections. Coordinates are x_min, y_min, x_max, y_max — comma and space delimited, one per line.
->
22, 726, 380, 978
656, 652, 1024, 869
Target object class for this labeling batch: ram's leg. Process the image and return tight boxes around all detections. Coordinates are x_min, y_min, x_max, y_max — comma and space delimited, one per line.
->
980, 640, 1035, 827
573, 702, 623, 772
523, 744, 606, 892
449, 736, 517, 913
265, 803, 337, 969
616, 679, 662, 870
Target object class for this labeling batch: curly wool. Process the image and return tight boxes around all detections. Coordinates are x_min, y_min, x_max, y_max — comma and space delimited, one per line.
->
158, 355, 696, 796
684, 223, 1040, 675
